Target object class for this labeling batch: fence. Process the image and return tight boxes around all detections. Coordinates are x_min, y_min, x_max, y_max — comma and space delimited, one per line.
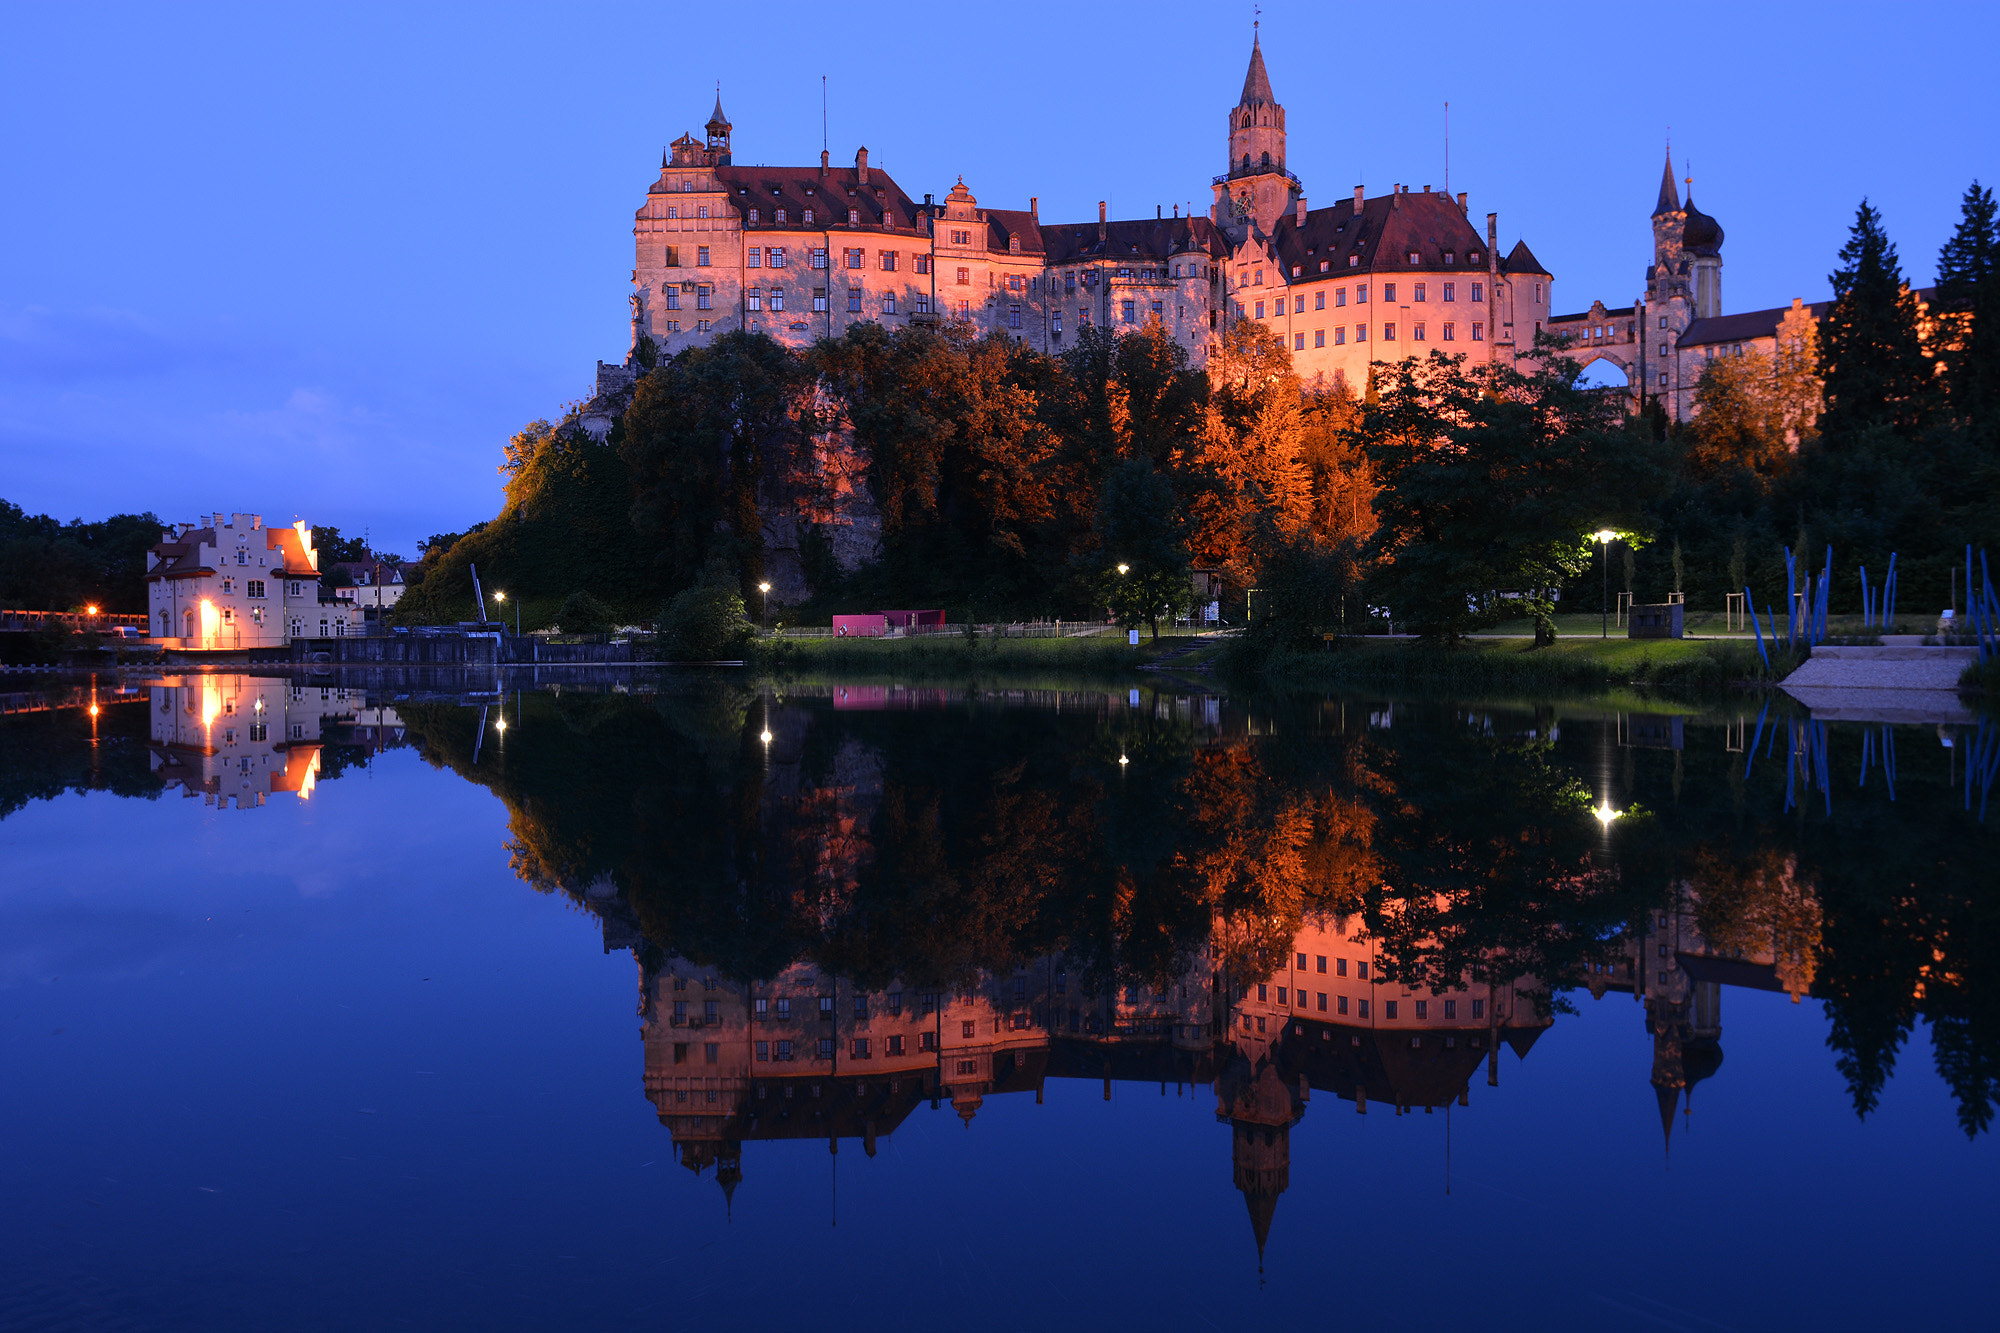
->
773, 620, 1120, 641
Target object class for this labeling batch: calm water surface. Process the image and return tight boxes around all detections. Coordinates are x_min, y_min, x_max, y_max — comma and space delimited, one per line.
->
2, 671, 1995, 1330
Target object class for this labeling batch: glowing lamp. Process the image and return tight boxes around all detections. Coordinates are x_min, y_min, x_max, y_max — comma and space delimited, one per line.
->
758, 582, 771, 594
759, 729, 773, 744
1593, 801, 1620, 827
1116, 564, 1130, 575
85, 604, 99, 616
1118, 754, 1129, 766
1594, 530, 1616, 545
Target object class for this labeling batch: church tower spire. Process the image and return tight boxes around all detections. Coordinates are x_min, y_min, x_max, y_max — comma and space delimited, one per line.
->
705, 85, 732, 164
1215, 26, 1296, 237
1653, 148, 1680, 217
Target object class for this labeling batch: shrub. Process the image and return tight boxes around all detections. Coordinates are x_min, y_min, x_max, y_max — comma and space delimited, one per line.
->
556, 590, 615, 635
660, 562, 753, 661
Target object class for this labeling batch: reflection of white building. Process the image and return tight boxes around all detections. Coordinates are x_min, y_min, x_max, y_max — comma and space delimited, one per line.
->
146, 675, 373, 809
145, 513, 358, 650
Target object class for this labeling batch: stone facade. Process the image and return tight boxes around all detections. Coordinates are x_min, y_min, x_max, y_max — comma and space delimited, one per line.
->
617, 33, 1550, 389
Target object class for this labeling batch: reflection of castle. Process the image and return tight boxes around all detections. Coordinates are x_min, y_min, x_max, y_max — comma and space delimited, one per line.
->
146, 675, 402, 809
622, 908, 1550, 1262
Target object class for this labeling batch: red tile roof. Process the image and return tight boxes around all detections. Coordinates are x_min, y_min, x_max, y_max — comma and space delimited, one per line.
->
1040, 215, 1225, 266
710, 164, 925, 235
1269, 190, 1486, 281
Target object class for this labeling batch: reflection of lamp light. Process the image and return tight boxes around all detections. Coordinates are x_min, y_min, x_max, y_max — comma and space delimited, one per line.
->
759, 729, 773, 744
494, 717, 507, 733
1594, 801, 1620, 827
88, 705, 100, 717
1118, 754, 1129, 766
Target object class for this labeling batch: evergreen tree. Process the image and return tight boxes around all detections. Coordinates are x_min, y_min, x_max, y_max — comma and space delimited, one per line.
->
1934, 179, 2000, 431
1818, 199, 1933, 441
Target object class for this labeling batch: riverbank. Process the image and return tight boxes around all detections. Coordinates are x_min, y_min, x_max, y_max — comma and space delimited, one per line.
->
1225, 635, 1795, 696
754, 630, 1157, 677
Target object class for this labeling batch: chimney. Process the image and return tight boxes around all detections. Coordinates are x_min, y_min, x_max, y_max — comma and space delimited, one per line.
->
819, 149, 829, 176
855, 146, 869, 184
1296, 195, 1306, 226
1354, 184, 1364, 212
1486, 213, 1498, 272
1172, 203, 1179, 218
1457, 191, 1467, 214
1391, 186, 1401, 210
1030, 195, 1038, 219
1098, 200, 1107, 243
1423, 184, 1430, 192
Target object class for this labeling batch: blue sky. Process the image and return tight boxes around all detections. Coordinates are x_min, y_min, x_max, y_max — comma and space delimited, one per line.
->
3, 0, 1994, 556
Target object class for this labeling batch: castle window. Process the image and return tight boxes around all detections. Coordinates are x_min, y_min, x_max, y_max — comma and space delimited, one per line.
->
1444, 252, 1455, 265
1254, 300, 1265, 318
1416, 1000, 1429, 1019
1254, 268, 1263, 285
1314, 330, 1324, 348
1123, 299, 1137, 322
1336, 288, 1346, 308
813, 289, 828, 312
810, 248, 828, 269
665, 291, 680, 310
956, 267, 970, 285
1535, 283, 1542, 302
1407, 251, 1419, 264
770, 247, 786, 267
247, 580, 265, 599
1315, 292, 1325, 310
851, 1039, 870, 1058
1357, 999, 1370, 1018
1065, 273, 1075, 293
746, 290, 761, 311
847, 288, 861, 312
768, 289, 783, 310
1338, 995, 1349, 1015
682, 180, 693, 192
1357, 961, 1369, 979
882, 293, 896, 314
956, 299, 969, 318
1009, 303, 1022, 329
1294, 333, 1305, 351
1052, 312, 1063, 334
663, 320, 679, 333
1442, 322, 1455, 341
1470, 252, 1480, 264
1357, 283, 1368, 303
1291, 265, 1301, 277
746, 248, 760, 268
775, 208, 787, 223
748, 208, 759, 222
667, 205, 678, 219
696, 318, 710, 332
1383, 283, 1396, 302
1413, 283, 1426, 301
1293, 295, 1304, 314
696, 285, 712, 310
1150, 300, 1163, 318
1320, 260, 1330, 272
1355, 324, 1367, 342
1659, 372, 1668, 386
1471, 282, 1483, 302
1385, 1001, 1398, 1020
1348, 255, 1358, 267
879, 250, 897, 271
915, 254, 931, 275
1472, 322, 1483, 341
803, 209, 814, 223
1443, 282, 1455, 302
951, 229, 971, 246
696, 246, 710, 267
664, 245, 680, 267
1412, 322, 1424, 341
697, 205, 709, 219
1008, 275, 1023, 292
1444, 999, 1457, 1019
1334, 327, 1345, 345
848, 209, 859, 224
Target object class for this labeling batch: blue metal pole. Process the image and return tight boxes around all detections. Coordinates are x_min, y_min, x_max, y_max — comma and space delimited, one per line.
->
1746, 590, 1768, 669
1886, 552, 1898, 627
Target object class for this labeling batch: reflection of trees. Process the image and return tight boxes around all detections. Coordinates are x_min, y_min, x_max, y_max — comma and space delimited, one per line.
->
399, 685, 2000, 1136
0, 701, 162, 820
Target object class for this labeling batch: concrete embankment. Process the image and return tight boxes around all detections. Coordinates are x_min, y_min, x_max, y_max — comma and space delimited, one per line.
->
1780, 643, 1978, 723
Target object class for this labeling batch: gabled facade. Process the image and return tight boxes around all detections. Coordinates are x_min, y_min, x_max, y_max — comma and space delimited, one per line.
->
145, 513, 354, 650
615, 37, 1551, 388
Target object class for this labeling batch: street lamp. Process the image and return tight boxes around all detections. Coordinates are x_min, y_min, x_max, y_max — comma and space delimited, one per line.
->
1593, 800, 1620, 827
758, 581, 772, 632
1116, 564, 1130, 575
1594, 530, 1616, 639
494, 590, 519, 637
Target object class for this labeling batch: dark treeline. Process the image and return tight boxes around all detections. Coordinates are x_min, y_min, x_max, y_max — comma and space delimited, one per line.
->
392, 685, 1999, 1136
399, 183, 1998, 640
0, 501, 164, 614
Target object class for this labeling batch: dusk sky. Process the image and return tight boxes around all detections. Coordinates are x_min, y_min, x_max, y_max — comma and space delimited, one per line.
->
4, 0, 1994, 557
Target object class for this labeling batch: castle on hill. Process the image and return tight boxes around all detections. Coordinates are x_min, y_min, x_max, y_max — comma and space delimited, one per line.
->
600, 30, 1554, 400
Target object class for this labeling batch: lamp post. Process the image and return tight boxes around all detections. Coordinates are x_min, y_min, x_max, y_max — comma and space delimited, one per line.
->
758, 581, 771, 632
494, 590, 519, 638
1595, 530, 1616, 639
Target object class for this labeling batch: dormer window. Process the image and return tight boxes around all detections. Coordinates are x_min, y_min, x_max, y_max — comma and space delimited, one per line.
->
848, 209, 859, 223
1470, 251, 1480, 264
1320, 260, 1331, 272
803, 208, 814, 223
749, 208, 759, 223
1444, 252, 1456, 265
1291, 265, 1301, 277
776, 208, 787, 223
1349, 256, 1359, 267
1408, 252, 1420, 264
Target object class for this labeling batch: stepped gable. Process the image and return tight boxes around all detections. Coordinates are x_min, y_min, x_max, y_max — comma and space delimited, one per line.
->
1270, 190, 1485, 279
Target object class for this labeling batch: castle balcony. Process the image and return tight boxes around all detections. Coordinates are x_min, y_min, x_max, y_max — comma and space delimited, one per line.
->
1213, 166, 1302, 189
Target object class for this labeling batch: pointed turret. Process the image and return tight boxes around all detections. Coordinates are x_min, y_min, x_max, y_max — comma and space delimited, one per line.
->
1653, 150, 1680, 218
704, 87, 732, 164
1656, 1081, 1679, 1157
1240, 31, 1274, 107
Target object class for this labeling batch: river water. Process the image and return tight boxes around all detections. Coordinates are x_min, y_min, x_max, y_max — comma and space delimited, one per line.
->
2, 671, 1994, 1330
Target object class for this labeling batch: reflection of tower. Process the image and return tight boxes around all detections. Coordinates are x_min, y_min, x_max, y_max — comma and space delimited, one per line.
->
1216, 1050, 1305, 1268
1646, 981, 1724, 1154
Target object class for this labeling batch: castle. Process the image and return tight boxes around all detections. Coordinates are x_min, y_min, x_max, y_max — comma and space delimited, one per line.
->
607, 31, 1554, 396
